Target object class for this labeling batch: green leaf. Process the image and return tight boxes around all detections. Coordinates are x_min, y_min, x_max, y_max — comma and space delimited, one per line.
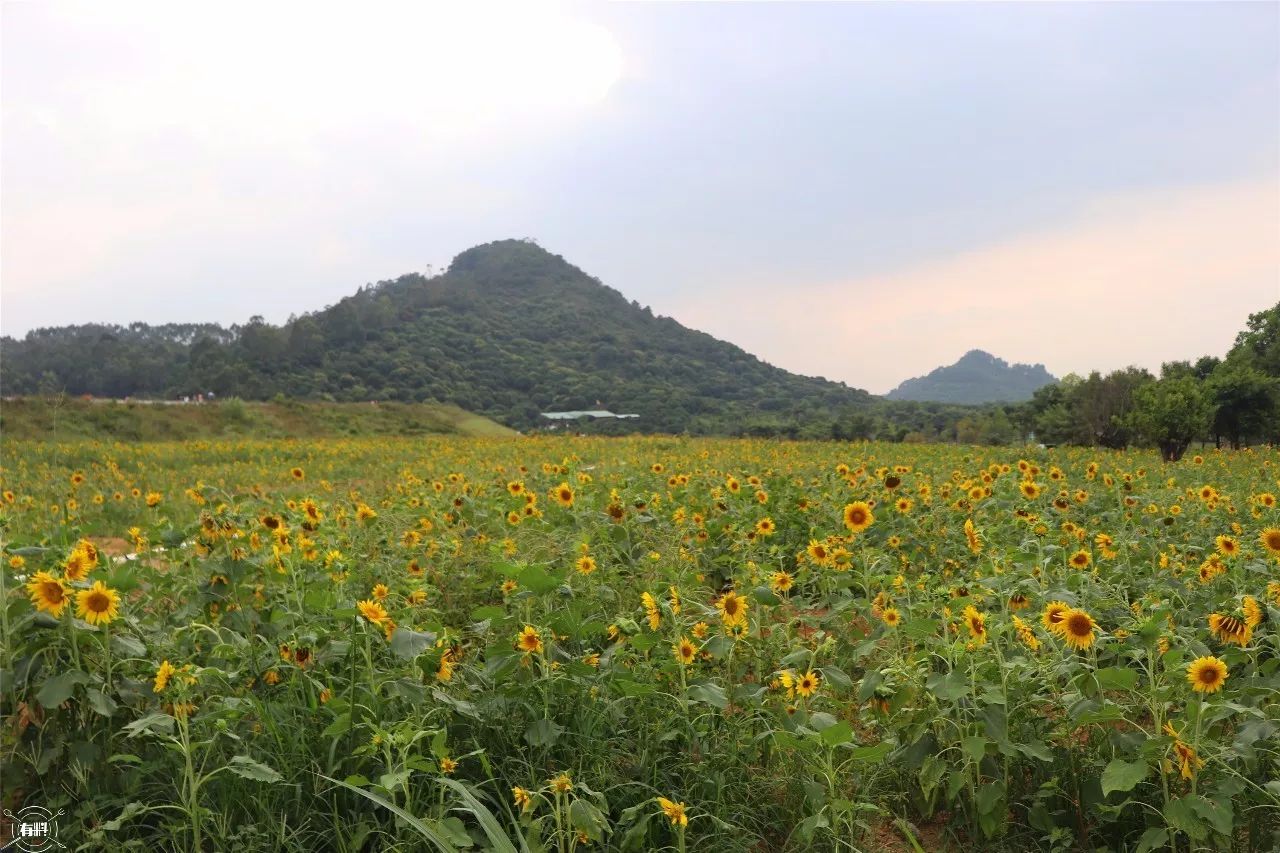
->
1164, 796, 1208, 841
318, 773, 459, 852
687, 681, 728, 709
1135, 827, 1169, 853
819, 721, 854, 746
847, 742, 894, 762
752, 586, 781, 605
568, 798, 609, 842
438, 817, 474, 848
517, 565, 561, 596
961, 736, 988, 763
226, 755, 283, 783
524, 719, 564, 748
86, 687, 118, 717
927, 671, 967, 701
1190, 795, 1233, 836
436, 777, 522, 853
1095, 666, 1139, 691
390, 628, 436, 660
975, 781, 1005, 815
1101, 759, 1148, 796
820, 665, 853, 690
37, 669, 90, 708
100, 802, 148, 832
122, 712, 174, 738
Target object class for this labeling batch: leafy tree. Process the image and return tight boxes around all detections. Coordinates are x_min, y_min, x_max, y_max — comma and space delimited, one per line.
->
1127, 375, 1212, 462
1207, 360, 1279, 448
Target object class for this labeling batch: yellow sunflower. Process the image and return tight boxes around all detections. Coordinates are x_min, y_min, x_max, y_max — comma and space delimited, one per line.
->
1059, 608, 1097, 650
515, 625, 544, 655
26, 571, 71, 618
357, 599, 388, 624
717, 590, 749, 626
1186, 656, 1228, 694
674, 636, 697, 666
842, 501, 874, 533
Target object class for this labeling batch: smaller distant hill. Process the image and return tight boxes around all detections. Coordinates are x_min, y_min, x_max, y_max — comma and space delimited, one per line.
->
886, 350, 1056, 404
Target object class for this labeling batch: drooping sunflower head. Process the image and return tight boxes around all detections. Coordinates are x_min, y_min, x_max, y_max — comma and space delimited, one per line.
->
1186, 656, 1228, 694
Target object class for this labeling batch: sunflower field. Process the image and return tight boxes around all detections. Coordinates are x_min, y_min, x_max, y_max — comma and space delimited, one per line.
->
1, 436, 1278, 851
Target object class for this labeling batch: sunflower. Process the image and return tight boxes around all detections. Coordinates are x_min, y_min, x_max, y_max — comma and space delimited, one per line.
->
512, 787, 533, 812
962, 605, 987, 645
717, 590, 749, 626
1059, 608, 1097, 650
1163, 722, 1204, 780
806, 540, 831, 565
371, 583, 390, 601
1208, 613, 1251, 647
657, 797, 688, 828
770, 570, 794, 594
964, 518, 983, 554
1008, 594, 1030, 612
1069, 550, 1092, 570
26, 571, 71, 618
154, 660, 177, 693
1260, 527, 1280, 556
755, 517, 776, 536
290, 467, 305, 480
1042, 601, 1071, 634
75, 580, 121, 626
1242, 596, 1263, 629
575, 555, 597, 575
552, 483, 575, 508
357, 599, 388, 624
549, 773, 573, 794
1215, 535, 1239, 557
795, 669, 820, 698
438, 756, 458, 775
1186, 656, 1228, 694
516, 625, 543, 655
881, 606, 902, 627
842, 501, 874, 533
675, 636, 697, 666
642, 591, 661, 630
1020, 482, 1042, 499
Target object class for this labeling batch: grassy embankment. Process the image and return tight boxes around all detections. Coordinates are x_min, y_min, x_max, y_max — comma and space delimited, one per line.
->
0, 397, 517, 441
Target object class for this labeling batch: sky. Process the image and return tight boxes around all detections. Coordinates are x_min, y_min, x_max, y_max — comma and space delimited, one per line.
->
3, 1, 1278, 394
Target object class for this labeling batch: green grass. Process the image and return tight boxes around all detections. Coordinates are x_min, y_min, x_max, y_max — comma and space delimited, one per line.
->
0, 397, 518, 441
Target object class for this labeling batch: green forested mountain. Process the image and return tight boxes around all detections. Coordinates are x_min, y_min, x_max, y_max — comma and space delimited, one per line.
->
0, 240, 873, 433
887, 349, 1057, 403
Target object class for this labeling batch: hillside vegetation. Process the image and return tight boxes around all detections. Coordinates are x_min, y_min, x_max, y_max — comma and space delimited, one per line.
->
887, 350, 1056, 404
0, 240, 870, 434
0, 398, 516, 442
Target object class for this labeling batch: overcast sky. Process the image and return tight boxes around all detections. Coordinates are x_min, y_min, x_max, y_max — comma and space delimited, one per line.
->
3, 1, 1278, 393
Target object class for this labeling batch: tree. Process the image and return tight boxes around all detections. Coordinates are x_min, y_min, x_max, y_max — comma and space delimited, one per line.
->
1207, 360, 1279, 448
1127, 375, 1212, 462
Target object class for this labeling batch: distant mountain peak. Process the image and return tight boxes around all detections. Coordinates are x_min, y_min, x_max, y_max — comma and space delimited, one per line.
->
886, 351, 1056, 404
